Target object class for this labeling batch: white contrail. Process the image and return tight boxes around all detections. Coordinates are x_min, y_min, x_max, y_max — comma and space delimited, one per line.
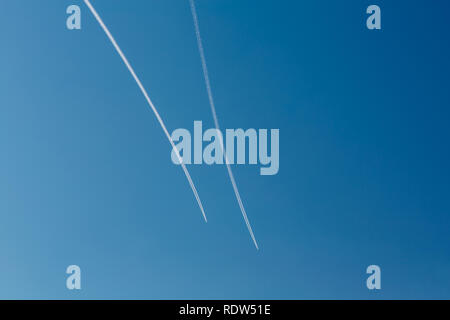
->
84, 0, 207, 223
189, 0, 259, 249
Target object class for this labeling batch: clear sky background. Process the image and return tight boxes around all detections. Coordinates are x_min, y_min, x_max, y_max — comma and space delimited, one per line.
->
0, 0, 449, 299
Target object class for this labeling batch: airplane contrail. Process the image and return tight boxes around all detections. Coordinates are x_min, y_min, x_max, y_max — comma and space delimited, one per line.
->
189, 0, 259, 249
83, 0, 207, 223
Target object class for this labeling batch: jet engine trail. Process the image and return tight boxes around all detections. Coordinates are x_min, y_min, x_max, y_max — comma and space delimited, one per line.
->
84, 0, 207, 223
189, 0, 259, 249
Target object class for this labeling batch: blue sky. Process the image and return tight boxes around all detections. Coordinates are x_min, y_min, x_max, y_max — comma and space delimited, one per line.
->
0, 0, 449, 299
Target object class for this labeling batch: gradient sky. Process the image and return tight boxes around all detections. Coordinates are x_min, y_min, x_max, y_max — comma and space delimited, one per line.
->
0, 0, 449, 299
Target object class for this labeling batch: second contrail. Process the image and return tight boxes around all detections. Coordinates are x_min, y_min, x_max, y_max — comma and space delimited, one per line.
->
84, 0, 207, 223
189, 0, 259, 249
